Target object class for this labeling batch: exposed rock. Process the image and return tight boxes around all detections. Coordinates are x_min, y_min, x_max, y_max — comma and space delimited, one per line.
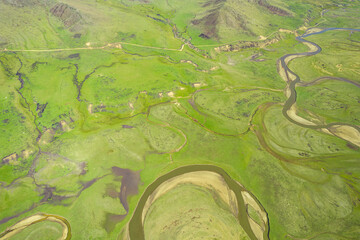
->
214, 34, 282, 52
191, 0, 252, 40
50, 3, 81, 30
254, 0, 290, 16
172, 25, 202, 53
73, 33, 82, 38
199, 33, 210, 39
146, 15, 166, 24
2, 153, 18, 165
21, 149, 33, 159
68, 53, 80, 59
36, 102, 47, 117
190, 0, 291, 40
249, 53, 267, 62
31, 61, 47, 71
180, 60, 198, 68
60, 120, 71, 132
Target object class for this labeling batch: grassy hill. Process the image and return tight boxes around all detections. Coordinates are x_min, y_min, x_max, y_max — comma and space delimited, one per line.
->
1, 0, 358, 50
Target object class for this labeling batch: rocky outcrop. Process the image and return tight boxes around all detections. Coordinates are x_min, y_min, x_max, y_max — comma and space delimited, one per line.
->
50, 3, 81, 29
254, 0, 290, 16
191, 0, 253, 40
2, 153, 18, 165
214, 34, 282, 52
36, 102, 48, 117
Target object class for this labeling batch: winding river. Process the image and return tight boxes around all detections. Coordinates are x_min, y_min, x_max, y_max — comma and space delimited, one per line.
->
123, 27, 360, 240
280, 27, 360, 146
0, 213, 71, 240
125, 165, 269, 240
1, 27, 359, 240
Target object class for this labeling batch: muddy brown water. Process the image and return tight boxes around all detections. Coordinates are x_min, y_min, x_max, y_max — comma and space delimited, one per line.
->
0, 213, 71, 240
280, 28, 360, 131
127, 165, 269, 240
112, 167, 141, 212
104, 167, 141, 232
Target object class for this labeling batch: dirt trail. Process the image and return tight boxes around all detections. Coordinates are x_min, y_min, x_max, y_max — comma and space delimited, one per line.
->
0, 26, 295, 53
0, 42, 185, 53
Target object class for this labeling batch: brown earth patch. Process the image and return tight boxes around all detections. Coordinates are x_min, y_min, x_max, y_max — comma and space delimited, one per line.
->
50, 3, 82, 30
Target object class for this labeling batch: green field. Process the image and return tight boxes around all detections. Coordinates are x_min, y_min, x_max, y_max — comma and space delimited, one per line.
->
143, 183, 249, 240
1, 0, 360, 239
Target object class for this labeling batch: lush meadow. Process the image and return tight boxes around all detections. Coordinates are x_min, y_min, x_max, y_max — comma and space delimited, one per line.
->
1, 0, 360, 239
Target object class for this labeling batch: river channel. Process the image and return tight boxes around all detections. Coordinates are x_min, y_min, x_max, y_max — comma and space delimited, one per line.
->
126, 165, 269, 240
280, 27, 360, 146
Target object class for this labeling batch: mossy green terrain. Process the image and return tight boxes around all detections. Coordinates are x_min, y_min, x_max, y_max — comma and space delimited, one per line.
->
296, 81, 360, 125
144, 183, 249, 240
9, 220, 63, 240
1, 0, 360, 239
289, 31, 360, 83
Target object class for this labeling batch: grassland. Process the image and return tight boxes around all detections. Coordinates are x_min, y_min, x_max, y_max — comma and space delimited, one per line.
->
289, 31, 360, 84
143, 183, 249, 240
1, 0, 360, 239
10, 220, 63, 240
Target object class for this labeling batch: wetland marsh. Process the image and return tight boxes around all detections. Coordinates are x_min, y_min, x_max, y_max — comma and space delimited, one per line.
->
1, 0, 360, 239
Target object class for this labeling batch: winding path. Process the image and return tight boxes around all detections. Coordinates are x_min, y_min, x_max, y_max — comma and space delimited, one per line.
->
0, 42, 185, 53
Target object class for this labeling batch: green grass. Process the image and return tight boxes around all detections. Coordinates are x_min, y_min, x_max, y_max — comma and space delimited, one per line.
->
10, 220, 63, 240
289, 30, 360, 83
0, 177, 42, 221
257, 104, 359, 159
296, 80, 360, 125
144, 183, 249, 240
1, 1, 360, 239
187, 89, 285, 134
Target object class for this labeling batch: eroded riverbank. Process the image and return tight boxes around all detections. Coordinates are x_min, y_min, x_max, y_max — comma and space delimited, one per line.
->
278, 28, 360, 147
123, 165, 269, 240
0, 213, 71, 240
